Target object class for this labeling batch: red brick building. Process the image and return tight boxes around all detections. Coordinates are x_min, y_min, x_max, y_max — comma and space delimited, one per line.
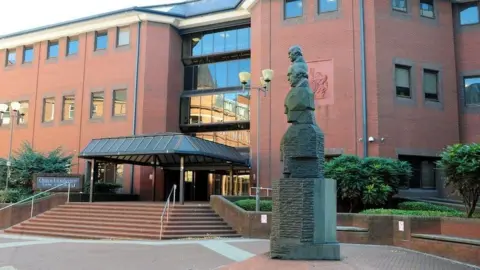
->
0, 0, 478, 201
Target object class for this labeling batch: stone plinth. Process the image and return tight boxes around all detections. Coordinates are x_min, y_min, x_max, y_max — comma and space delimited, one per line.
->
271, 177, 340, 260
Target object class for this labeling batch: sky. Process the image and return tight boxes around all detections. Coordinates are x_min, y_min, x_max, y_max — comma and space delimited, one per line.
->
0, 0, 187, 36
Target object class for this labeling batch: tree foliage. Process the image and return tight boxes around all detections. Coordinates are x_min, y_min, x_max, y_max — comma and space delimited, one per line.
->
437, 143, 480, 218
325, 155, 412, 212
0, 142, 73, 190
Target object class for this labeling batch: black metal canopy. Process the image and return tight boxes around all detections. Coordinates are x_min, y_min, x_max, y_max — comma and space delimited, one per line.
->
78, 133, 250, 169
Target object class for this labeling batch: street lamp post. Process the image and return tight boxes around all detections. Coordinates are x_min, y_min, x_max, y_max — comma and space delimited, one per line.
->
239, 69, 274, 212
0, 101, 22, 191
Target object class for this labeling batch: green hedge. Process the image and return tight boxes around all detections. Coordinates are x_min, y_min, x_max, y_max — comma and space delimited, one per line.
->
360, 208, 465, 217
398, 201, 458, 213
234, 199, 272, 212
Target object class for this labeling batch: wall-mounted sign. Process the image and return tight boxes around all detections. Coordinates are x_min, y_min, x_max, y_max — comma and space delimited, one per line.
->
33, 174, 84, 192
261, 214, 268, 224
398, 221, 404, 232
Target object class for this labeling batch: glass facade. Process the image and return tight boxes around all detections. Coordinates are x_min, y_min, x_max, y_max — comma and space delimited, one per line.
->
184, 27, 251, 58
184, 59, 250, 91
193, 130, 250, 147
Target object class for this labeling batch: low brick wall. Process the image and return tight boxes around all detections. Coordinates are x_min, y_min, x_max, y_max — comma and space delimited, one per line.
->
0, 193, 67, 230
210, 195, 480, 266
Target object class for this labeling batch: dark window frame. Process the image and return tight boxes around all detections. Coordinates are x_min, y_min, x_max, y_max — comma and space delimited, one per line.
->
61, 95, 75, 121
395, 64, 412, 98
284, 0, 303, 19
112, 89, 127, 116
94, 31, 108, 51
420, 0, 435, 19
423, 69, 439, 102
392, 0, 407, 13
47, 41, 59, 59
116, 26, 130, 47
66, 37, 79, 56
90, 91, 105, 118
459, 2, 480, 26
5, 49, 16, 66
22, 46, 34, 64
318, 0, 338, 14
463, 75, 480, 107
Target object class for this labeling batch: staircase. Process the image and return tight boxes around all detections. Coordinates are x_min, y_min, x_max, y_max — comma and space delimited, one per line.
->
4, 202, 240, 240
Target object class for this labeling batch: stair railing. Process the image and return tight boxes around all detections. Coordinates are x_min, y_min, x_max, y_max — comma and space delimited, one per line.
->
0, 183, 71, 218
159, 184, 177, 240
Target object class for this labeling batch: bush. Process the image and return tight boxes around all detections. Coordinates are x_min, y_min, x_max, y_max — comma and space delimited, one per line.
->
437, 143, 480, 218
325, 155, 412, 212
0, 189, 29, 203
398, 201, 458, 213
234, 199, 272, 212
360, 208, 466, 218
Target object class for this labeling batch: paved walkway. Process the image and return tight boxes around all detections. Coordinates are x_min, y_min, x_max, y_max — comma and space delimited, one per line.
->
0, 234, 478, 270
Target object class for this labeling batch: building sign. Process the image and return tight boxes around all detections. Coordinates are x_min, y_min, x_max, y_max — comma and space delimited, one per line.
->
33, 174, 84, 192
307, 59, 334, 106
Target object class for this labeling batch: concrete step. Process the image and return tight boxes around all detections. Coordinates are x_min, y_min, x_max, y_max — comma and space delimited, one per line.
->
33, 214, 163, 225
4, 228, 148, 240
53, 207, 216, 215
42, 211, 219, 221
5, 227, 161, 240
66, 202, 209, 209
161, 234, 242, 240
18, 222, 161, 235
162, 229, 236, 236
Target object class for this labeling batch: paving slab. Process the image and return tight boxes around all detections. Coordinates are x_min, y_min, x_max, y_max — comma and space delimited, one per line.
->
221, 244, 480, 270
0, 242, 233, 270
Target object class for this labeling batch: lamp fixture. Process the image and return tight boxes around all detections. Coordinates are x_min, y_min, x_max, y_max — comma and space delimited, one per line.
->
239, 71, 251, 85
0, 104, 8, 113
262, 69, 274, 82
10, 101, 21, 111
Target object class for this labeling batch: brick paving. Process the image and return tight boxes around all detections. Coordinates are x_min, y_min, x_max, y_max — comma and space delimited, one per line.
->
0, 236, 477, 270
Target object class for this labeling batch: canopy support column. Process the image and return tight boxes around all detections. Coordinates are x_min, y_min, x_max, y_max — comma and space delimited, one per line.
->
179, 156, 185, 205
229, 165, 234, 195
152, 164, 157, 202
89, 159, 95, 203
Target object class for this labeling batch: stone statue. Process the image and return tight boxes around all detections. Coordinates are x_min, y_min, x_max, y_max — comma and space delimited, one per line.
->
271, 46, 340, 261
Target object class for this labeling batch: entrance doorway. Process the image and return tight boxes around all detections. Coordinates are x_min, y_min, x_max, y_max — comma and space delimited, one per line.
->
164, 170, 251, 202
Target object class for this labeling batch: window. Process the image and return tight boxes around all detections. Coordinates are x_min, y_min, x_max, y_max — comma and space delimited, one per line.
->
285, 0, 303, 18
113, 89, 127, 116
185, 59, 251, 91
392, 0, 407, 12
194, 130, 251, 147
395, 65, 411, 98
117, 27, 130, 47
423, 70, 438, 101
47, 41, 59, 59
319, 0, 338, 13
420, 0, 434, 18
42, 97, 55, 123
91, 92, 104, 118
189, 27, 250, 57
5, 49, 16, 66
18, 101, 29, 124
62, 95, 75, 120
95, 31, 108, 51
67, 37, 79, 56
464, 76, 480, 106
459, 2, 479, 25
23, 46, 33, 63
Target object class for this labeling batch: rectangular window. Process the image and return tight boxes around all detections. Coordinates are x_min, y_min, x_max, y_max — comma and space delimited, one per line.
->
113, 89, 127, 116
48, 41, 59, 59
459, 2, 480, 25
42, 97, 55, 123
319, 0, 338, 13
67, 37, 79, 55
62, 95, 75, 120
95, 31, 108, 51
23, 46, 34, 63
392, 0, 407, 12
464, 76, 480, 106
117, 27, 130, 47
18, 101, 29, 124
91, 92, 104, 118
285, 0, 303, 19
395, 65, 411, 98
5, 49, 16, 66
420, 0, 434, 18
423, 70, 439, 101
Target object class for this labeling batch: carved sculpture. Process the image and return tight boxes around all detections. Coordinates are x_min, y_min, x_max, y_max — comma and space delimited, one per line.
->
271, 46, 340, 260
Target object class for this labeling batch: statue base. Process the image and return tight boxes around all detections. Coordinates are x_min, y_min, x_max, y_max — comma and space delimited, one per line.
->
270, 177, 340, 261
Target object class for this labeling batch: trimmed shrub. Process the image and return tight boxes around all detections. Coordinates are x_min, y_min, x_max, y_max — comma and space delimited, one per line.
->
234, 199, 272, 212
398, 201, 458, 213
360, 208, 466, 218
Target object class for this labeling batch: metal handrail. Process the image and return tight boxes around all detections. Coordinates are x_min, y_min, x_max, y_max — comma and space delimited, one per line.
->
0, 183, 71, 218
159, 184, 177, 240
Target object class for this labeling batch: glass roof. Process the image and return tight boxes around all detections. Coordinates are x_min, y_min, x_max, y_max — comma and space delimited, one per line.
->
144, 0, 242, 17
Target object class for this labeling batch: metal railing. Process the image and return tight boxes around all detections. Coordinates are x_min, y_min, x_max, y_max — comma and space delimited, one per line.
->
159, 184, 177, 240
250, 187, 272, 197
0, 183, 71, 218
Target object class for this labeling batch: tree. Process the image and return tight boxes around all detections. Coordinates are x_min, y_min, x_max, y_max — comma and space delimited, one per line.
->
438, 143, 480, 218
0, 142, 73, 190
